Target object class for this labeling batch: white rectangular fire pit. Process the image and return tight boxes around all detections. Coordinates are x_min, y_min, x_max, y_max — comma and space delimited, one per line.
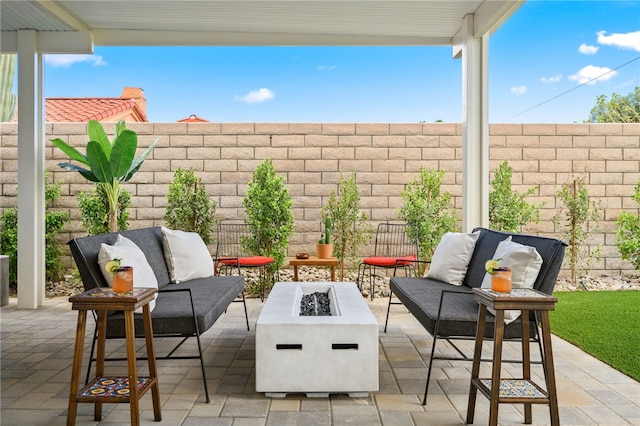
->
256, 282, 379, 398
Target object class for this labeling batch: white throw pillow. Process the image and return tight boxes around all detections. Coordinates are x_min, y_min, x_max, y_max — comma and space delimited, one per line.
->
481, 236, 543, 324
161, 227, 214, 283
98, 234, 158, 312
425, 231, 480, 286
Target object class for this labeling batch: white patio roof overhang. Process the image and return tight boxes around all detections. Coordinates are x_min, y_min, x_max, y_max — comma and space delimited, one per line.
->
1, 0, 524, 309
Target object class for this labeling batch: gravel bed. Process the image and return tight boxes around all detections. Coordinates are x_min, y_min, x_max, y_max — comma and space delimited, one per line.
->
28, 268, 640, 299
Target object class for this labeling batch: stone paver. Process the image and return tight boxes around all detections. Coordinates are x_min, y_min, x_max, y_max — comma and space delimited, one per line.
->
1, 295, 639, 425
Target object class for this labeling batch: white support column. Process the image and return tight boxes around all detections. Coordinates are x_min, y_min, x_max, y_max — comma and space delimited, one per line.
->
458, 15, 490, 232
16, 30, 45, 309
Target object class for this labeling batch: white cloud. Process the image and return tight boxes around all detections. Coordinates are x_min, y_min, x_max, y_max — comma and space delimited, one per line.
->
597, 30, 640, 52
317, 65, 337, 70
44, 54, 106, 67
509, 86, 527, 95
541, 74, 562, 83
569, 65, 618, 85
235, 88, 275, 104
578, 44, 599, 55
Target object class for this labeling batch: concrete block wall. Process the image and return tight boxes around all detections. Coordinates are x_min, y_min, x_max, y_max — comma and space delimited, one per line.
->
1, 122, 639, 277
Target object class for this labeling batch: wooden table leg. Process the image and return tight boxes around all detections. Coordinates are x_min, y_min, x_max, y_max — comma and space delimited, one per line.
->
124, 311, 140, 426
330, 265, 335, 281
489, 310, 506, 426
94, 310, 108, 421
293, 265, 299, 282
143, 305, 162, 421
540, 311, 560, 426
466, 304, 488, 424
67, 310, 87, 426
521, 310, 532, 424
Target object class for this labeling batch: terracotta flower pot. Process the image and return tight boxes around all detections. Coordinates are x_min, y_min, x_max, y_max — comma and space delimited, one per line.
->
316, 243, 333, 259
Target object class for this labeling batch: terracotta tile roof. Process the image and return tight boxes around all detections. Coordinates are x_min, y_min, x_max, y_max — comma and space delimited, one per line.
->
12, 87, 148, 122
177, 114, 209, 122
44, 97, 147, 122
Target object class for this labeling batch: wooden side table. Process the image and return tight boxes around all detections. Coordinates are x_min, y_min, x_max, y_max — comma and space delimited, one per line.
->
67, 287, 161, 426
289, 256, 338, 281
466, 288, 559, 426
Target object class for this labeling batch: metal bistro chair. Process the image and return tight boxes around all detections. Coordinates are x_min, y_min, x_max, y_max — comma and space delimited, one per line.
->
214, 222, 275, 302
356, 222, 419, 300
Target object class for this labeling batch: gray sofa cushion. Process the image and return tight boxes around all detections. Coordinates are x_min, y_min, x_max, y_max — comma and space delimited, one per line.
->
390, 277, 534, 339
105, 275, 244, 337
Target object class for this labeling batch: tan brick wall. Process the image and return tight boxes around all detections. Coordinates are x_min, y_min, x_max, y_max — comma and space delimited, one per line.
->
2, 122, 639, 277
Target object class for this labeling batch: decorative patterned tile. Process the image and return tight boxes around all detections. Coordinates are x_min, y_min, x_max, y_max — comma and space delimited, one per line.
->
480, 379, 546, 398
80, 376, 150, 398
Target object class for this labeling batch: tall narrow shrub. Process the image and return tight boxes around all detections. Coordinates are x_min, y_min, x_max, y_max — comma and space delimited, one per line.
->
489, 160, 543, 232
554, 176, 602, 286
164, 168, 217, 244
243, 159, 294, 282
0, 173, 69, 285
322, 173, 373, 280
399, 167, 457, 265
616, 182, 640, 270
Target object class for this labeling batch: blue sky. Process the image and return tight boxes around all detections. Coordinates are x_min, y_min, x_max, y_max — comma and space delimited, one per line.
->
43, 1, 640, 124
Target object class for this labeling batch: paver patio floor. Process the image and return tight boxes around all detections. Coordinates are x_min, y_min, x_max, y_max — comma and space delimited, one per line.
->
1, 294, 638, 425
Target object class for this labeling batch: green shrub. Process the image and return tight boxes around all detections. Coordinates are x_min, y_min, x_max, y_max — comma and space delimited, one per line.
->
243, 159, 294, 290
554, 176, 602, 285
0, 208, 17, 284
399, 167, 457, 267
164, 168, 217, 244
322, 173, 373, 280
44, 178, 69, 281
0, 174, 69, 285
616, 182, 640, 270
489, 160, 543, 232
78, 185, 131, 235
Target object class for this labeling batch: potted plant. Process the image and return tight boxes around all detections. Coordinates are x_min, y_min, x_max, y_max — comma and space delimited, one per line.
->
317, 217, 333, 259
50, 120, 160, 233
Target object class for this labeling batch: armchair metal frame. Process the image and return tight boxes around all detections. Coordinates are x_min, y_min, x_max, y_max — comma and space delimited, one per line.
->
356, 222, 419, 299
214, 222, 275, 302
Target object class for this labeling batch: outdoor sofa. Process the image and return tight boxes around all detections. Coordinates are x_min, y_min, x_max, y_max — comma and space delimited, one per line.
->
384, 227, 567, 404
68, 226, 248, 403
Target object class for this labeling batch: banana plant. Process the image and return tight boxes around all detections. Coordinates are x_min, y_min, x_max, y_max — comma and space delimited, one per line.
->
51, 120, 160, 232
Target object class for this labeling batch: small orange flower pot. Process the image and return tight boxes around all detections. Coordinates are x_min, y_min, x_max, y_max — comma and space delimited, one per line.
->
316, 244, 333, 259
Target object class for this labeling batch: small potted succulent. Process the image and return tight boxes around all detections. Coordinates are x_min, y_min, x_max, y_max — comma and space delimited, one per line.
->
317, 217, 333, 259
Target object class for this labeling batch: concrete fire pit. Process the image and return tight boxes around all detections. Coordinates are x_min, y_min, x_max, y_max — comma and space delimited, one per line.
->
256, 282, 379, 398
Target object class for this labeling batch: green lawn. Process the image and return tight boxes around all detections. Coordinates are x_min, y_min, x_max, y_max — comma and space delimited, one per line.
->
549, 290, 640, 382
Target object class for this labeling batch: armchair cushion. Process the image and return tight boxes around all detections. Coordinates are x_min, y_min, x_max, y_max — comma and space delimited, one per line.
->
363, 254, 417, 267
425, 231, 480, 286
